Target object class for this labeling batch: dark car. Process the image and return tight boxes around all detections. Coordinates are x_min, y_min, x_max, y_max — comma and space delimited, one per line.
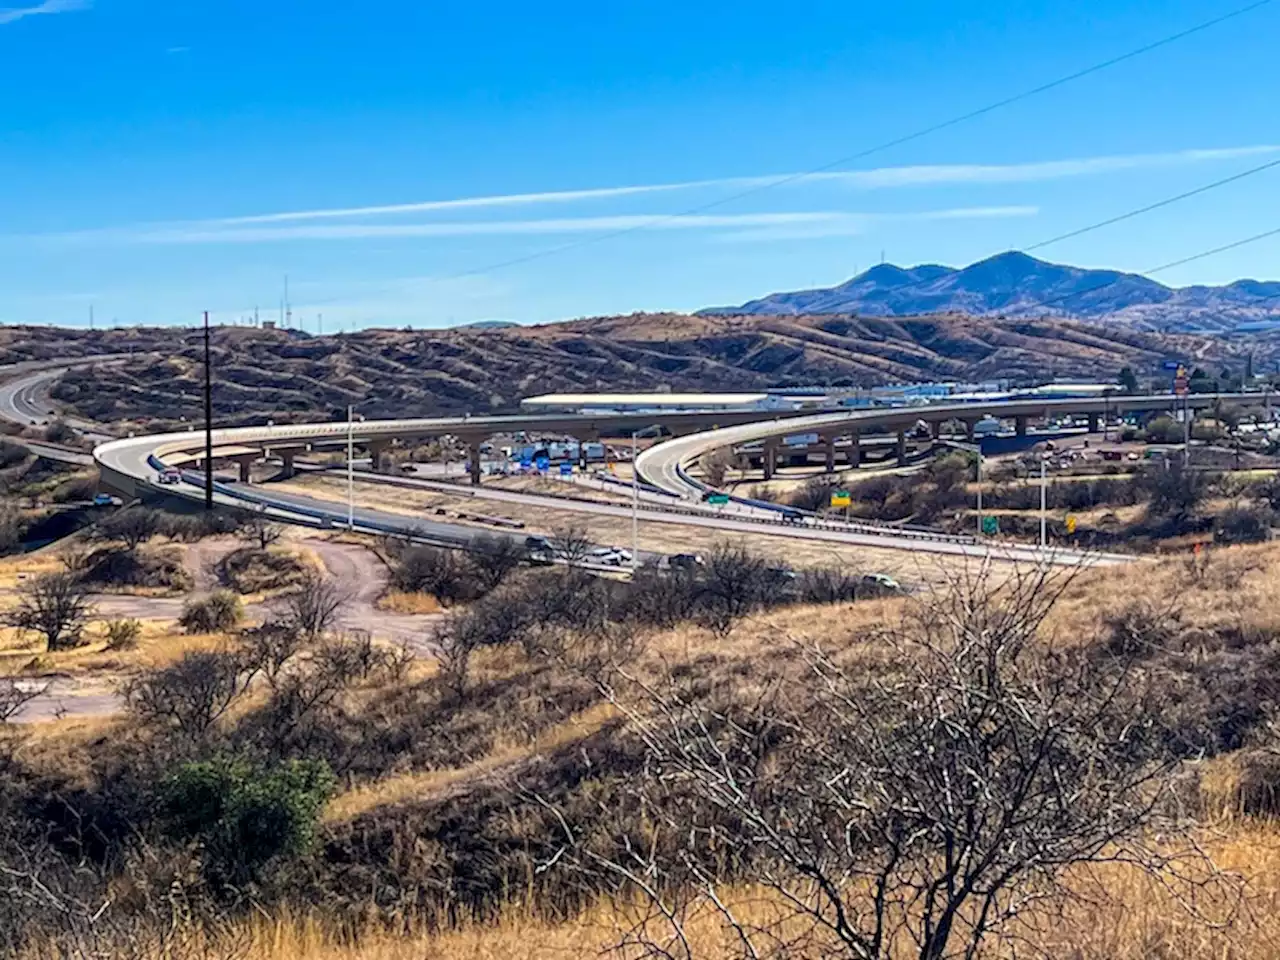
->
667, 553, 704, 570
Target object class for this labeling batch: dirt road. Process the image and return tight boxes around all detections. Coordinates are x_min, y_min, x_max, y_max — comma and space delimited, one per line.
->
7, 537, 439, 722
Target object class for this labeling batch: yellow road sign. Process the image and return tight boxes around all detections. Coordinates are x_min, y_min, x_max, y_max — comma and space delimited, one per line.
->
1065, 515, 1078, 535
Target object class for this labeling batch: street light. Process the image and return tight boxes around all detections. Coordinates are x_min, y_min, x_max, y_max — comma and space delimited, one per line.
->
631, 431, 640, 572
347, 404, 355, 531
1040, 452, 1049, 549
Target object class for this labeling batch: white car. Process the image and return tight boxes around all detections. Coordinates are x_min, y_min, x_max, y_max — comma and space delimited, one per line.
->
589, 546, 632, 566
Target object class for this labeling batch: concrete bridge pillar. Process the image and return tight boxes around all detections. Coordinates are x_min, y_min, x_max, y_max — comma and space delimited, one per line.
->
896, 430, 908, 467
821, 434, 836, 473
1087, 412, 1101, 433
930, 420, 942, 440
1015, 415, 1028, 438
280, 452, 296, 480
235, 454, 255, 483
367, 440, 391, 474
850, 430, 861, 468
762, 438, 779, 481
468, 439, 484, 486
964, 419, 977, 442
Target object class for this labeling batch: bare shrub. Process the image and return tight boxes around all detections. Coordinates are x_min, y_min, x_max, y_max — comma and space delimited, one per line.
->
240, 619, 304, 687
178, 591, 242, 634
550, 523, 593, 567
469, 533, 524, 593
125, 649, 257, 742
391, 545, 478, 605
565, 563, 1203, 960
239, 513, 284, 550
78, 545, 193, 591
0, 677, 46, 722
797, 565, 860, 603
281, 570, 348, 640
92, 507, 163, 549
5, 571, 95, 651
698, 542, 783, 636
217, 545, 308, 593
103, 617, 142, 651
700, 447, 733, 488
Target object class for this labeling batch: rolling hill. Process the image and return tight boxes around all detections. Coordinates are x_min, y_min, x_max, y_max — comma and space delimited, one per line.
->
22, 314, 1264, 430
700, 252, 1280, 331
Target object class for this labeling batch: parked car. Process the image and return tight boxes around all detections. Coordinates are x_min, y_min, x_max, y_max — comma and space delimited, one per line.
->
860, 573, 901, 592
667, 553, 704, 570
589, 546, 632, 567
91, 493, 122, 507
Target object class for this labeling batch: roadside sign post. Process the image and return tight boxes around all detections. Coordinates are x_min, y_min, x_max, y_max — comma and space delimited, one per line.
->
830, 489, 851, 523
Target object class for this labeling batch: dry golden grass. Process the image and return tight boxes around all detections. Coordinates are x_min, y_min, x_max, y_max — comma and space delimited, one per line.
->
47, 817, 1280, 960
376, 590, 442, 615
325, 700, 616, 823
276, 473, 981, 581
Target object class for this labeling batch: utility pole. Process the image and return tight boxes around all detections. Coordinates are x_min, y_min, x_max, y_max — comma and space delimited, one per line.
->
284, 274, 292, 330
89, 305, 94, 330
203, 311, 214, 511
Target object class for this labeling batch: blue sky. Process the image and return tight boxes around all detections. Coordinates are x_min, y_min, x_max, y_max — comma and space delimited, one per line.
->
2, 0, 1279, 329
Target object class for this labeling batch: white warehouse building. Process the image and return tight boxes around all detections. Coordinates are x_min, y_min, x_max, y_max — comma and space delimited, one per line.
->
519, 392, 824, 415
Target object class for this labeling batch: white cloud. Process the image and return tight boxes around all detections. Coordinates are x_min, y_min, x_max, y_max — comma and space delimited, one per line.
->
715, 206, 1039, 243
205, 146, 1280, 226
0, 0, 88, 26
67, 212, 846, 245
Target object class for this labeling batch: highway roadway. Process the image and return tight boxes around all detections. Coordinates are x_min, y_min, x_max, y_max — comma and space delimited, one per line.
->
90, 394, 1224, 566
634, 393, 1263, 503
0, 355, 1232, 566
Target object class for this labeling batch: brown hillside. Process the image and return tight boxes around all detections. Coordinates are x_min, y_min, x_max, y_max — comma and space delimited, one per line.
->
21, 313, 1266, 427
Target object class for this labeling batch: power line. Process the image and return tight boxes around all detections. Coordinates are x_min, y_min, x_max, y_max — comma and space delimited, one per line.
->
1024, 153, 1280, 252
295, 0, 1273, 316
990, 224, 1280, 317
436, 0, 1272, 283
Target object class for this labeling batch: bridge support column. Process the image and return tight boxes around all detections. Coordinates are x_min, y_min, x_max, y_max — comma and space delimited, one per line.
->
964, 419, 977, 442
280, 452, 296, 480
1087, 412, 1100, 433
1015, 415, 1028, 438
850, 430, 861, 468
822, 435, 836, 473
762, 438, 779, 481
468, 439, 483, 486
931, 420, 942, 440
896, 430, 908, 467
368, 440, 391, 474
235, 455, 255, 483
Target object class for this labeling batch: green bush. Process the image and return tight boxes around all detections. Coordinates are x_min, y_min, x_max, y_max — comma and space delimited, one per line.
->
160, 755, 335, 885
178, 590, 243, 634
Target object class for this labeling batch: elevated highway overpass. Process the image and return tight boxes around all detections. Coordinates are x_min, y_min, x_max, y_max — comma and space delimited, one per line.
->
90, 390, 1262, 568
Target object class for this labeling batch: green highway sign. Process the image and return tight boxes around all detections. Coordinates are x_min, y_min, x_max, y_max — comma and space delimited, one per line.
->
981, 516, 999, 536
830, 490, 852, 508
708, 493, 730, 506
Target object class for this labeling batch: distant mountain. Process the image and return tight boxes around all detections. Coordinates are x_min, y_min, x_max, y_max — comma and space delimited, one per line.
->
700, 252, 1280, 332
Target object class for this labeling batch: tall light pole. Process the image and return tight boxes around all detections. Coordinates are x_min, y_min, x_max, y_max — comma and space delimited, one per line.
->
631, 431, 640, 572
1039, 454, 1048, 549
347, 404, 355, 531
203, 311, 214, 512
975, 447, 984, 536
